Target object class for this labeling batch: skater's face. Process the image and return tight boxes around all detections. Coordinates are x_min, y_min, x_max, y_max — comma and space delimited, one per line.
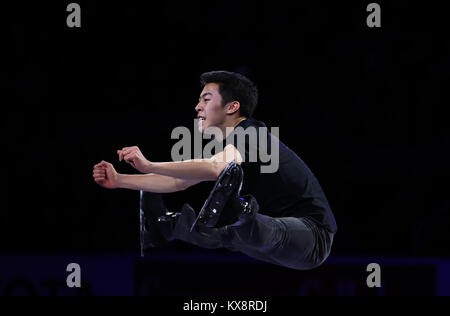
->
196, 83, 228, 133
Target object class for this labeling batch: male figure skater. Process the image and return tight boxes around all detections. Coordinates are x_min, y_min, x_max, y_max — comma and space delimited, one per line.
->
93, 71, 337, 270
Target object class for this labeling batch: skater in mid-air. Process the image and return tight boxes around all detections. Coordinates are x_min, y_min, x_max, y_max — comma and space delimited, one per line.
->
93, 71, 337, 270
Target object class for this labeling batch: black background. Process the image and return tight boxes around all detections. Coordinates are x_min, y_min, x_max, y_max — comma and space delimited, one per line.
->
3, 1, 449, 259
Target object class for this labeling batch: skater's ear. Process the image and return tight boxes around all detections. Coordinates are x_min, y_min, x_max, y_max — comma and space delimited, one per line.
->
225, 101, 240, 115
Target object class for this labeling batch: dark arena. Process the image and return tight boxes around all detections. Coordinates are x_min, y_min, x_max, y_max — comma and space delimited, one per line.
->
2, 1, 449, 303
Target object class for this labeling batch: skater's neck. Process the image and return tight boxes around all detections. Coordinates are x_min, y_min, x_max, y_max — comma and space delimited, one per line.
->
215, 116, 247, 142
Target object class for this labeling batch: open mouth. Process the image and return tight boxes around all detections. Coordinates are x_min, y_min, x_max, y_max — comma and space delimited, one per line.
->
197, 116, 206, 122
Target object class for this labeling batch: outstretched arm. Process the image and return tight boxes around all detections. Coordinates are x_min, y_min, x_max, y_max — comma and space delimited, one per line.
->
94, 144, 243, 193
118, 174, 201, 193
93, 161, 201, 193
119, 144, 243, 181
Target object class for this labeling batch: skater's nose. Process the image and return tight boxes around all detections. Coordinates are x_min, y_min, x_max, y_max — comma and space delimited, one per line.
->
195, 102, 203, 112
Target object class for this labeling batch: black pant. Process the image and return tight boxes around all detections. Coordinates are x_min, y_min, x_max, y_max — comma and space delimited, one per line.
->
172, 204, 335, 270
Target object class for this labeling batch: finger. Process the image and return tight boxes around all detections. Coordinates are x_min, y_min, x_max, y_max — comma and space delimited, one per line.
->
120, 150, 126, 161
100, 161, 110, 167
94, 174, 106, 180
95, 178, 105, 185
93, 169, 104, 175
124, 154, 136, 164
122, 148, 136, 157
124, 152, 136, 160
118, 150, 126, 162
121, 147, 133, 154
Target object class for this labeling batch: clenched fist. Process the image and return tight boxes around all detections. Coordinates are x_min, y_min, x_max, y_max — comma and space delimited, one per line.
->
117, 146, 152, 173
93, 161, 119, 189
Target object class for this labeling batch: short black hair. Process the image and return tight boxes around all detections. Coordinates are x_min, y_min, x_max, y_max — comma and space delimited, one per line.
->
200, 71, 258, 118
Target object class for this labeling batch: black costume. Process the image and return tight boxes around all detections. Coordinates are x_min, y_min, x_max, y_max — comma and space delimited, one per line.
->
141, 118, 337, 270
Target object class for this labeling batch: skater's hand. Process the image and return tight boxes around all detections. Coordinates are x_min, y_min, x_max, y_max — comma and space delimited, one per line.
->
117, 146, 152, 173
93, 161, 119, 189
